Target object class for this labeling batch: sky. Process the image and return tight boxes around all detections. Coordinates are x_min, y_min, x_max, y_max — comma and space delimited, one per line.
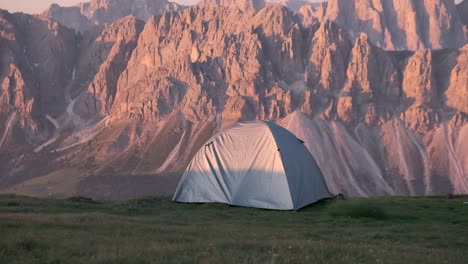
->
0, 0, 464, 14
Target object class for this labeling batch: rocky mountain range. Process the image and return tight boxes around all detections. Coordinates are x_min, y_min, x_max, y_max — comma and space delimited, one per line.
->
0, 0, 466, 199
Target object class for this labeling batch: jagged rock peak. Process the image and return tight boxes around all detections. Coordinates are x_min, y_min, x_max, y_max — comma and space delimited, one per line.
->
253, 3, 301, 31
199, 0, 267, 13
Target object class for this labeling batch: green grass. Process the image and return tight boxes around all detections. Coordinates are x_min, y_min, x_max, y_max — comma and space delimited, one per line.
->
0, 195, 467, 264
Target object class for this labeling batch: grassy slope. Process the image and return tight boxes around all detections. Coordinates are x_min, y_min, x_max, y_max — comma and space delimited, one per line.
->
1, 168, 84, 198
0, 195, 467, 264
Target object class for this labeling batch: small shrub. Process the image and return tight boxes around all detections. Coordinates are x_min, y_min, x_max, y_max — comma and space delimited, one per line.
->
126, 197, 166, 207
67, 196, 99, 204
329, 200, 388, 220
335, 193, 346, 200
6, 201, 20, 207
18, 239, 39, 252
446, 194, 455, 200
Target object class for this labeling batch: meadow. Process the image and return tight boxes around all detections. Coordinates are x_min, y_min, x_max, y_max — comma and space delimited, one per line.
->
1, 195, 467, 263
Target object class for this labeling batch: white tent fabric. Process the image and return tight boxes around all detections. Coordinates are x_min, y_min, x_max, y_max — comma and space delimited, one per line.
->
173, 121, 331, 210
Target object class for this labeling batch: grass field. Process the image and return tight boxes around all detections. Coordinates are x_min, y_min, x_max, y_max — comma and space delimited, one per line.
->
1, 195, 467, 264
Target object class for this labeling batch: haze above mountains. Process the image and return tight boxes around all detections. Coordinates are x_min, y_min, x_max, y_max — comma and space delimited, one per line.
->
0, 0, 467, 199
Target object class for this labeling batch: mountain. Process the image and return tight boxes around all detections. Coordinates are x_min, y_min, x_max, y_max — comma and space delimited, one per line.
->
0, 2, 467, 199
300, 0, 467, 50
43, 0, 183, 32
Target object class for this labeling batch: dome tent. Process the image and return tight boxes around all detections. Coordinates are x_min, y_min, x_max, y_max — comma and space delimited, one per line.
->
173, 121, 331, 210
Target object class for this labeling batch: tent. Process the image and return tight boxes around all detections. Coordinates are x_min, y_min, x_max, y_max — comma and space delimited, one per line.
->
173, 121, 331, 210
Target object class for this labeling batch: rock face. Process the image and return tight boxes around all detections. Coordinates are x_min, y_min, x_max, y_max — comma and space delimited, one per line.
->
75, 16, 145, 118
301, 0, 467, 50
0, 2, 467, 199
43, 0, 183, 32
